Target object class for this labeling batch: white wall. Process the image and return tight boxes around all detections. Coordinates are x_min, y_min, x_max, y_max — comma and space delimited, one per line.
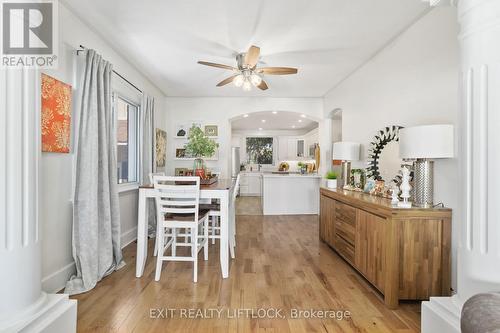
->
323, 7, 460, 289
165, 97, 326, 177
40, 3, 166, 293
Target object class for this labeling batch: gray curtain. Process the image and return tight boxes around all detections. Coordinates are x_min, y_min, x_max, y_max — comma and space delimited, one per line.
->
139, 94, 154, 185
65, 49, 124, 295
139, 94, 156, 232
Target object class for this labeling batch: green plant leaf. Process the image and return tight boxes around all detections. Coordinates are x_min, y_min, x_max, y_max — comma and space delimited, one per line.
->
184, 125, 219, 158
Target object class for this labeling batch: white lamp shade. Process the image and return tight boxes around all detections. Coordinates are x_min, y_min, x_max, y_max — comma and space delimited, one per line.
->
333, 142, 360, 161
399, 124, 454, 159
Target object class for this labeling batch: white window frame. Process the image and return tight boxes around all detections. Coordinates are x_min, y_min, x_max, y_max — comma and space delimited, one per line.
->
245, 136, 276, 166
113, 93, 140, 193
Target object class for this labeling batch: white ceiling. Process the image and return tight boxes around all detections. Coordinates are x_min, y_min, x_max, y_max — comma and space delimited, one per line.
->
231, 111, 317, 132
63, 0, 428, 97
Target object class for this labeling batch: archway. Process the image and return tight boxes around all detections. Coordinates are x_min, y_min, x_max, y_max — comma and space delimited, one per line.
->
229, 110, 321, 175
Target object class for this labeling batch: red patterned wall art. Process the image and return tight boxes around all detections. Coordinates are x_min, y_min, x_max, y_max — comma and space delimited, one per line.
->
41, 73, 72, 153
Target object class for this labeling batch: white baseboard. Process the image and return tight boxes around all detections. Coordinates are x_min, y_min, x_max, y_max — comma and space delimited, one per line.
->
421, 295, 462, 333
42, 227, 138, 293
121, 226, 138, 248
9, 294, 77, 333
42, 262, 76, 294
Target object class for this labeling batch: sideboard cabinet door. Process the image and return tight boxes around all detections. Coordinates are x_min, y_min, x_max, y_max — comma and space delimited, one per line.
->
319, 195, 336, 247
355, 210, 386, 292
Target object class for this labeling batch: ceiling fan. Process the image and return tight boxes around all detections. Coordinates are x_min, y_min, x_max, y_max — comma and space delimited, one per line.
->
198, 45, 298, 91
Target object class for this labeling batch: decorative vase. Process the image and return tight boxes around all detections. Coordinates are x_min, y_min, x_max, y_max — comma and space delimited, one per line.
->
193, 158, 205, 179
397, 166, 412, 208
327, 179, 337, 189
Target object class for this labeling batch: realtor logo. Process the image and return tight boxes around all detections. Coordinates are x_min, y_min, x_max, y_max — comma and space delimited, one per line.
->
1, 0, 58, 68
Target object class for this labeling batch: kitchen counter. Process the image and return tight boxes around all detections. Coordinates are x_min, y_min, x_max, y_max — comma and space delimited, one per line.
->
261, 172, 320, 215
261, 173, 321, 178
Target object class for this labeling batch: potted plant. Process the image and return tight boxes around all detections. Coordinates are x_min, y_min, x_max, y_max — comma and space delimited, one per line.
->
325, 171, 338, 189
297, 161, 306, 174
184, 125, 218, 178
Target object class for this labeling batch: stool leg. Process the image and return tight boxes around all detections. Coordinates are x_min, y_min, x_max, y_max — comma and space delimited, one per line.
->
229, 234, 235, 259
229, 217, 235, 259
192, 226, 198, 283
211, 216, 216, 244
154, 215, 161, 256
172, 227, 177, 257
155, 224, 164, 281
204, 217, 209, 261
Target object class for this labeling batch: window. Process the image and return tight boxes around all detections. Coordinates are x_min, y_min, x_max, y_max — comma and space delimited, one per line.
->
115, 96, 138, 184
246, 137, 274, 165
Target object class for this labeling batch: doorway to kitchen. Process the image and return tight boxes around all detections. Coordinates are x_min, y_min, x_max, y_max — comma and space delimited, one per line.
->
230, 110, 320, 217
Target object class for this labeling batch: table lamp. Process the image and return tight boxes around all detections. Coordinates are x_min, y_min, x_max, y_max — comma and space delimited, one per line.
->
399, 124, 454, 208
333, 142, 360, 188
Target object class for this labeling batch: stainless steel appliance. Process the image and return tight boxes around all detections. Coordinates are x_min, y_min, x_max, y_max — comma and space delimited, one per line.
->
231, 147, 240, 180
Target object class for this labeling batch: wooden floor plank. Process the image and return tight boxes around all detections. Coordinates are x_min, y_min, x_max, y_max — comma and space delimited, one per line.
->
71, 205, 421, 332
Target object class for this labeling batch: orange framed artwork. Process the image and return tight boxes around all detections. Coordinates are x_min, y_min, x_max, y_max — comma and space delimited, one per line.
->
41, 73, 72, 153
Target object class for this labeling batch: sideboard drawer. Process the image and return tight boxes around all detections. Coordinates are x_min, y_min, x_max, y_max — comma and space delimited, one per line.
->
335, 234, 355, 264
335, 220, 355, 245
335, 201, 356, 227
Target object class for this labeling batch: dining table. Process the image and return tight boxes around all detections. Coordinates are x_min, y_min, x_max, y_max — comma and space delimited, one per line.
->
135, 179, 235, 279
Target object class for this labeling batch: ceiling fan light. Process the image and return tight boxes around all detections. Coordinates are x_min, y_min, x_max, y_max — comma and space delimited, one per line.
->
250, 73, 262, 86
242, 80, 252, 91
233, 74, 245, 87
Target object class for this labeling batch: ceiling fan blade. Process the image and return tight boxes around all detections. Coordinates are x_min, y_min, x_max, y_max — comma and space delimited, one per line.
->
197, 61, 236, 71
258, 67, 298, 75
244, 45, 260, 68
257, 80, 268, 90
216, 75, 238, 87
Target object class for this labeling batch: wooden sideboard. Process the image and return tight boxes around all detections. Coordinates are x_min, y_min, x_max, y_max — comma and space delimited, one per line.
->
319, 187, 452, 308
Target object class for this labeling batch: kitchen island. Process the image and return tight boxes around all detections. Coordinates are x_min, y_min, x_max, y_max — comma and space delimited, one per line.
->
261, 173, 321, 215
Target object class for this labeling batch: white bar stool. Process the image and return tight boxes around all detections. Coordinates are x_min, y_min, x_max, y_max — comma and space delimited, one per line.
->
201, 174, 239, 258
153, 176, 209, 283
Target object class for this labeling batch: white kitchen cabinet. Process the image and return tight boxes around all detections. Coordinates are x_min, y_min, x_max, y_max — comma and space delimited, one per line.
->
239, 172, 262, 196
297, 139, 305, 157
261, 174, 321, 215
287, 138, 305, 158
278, 138, 289, 161
287, 139, 297, 159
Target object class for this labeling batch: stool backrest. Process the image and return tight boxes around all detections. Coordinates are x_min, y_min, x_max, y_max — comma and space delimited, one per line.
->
149, 172, 165, 185
153, 176, 200, 224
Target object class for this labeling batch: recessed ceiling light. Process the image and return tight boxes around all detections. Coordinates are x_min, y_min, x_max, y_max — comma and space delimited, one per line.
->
298, 119, 303, 123
292, 125, 296, 129
272, 111, 278, 114
261, 119, 266, 123
258, 127, 263, 131
243, 114, 249, 118
301, 114, 306, 118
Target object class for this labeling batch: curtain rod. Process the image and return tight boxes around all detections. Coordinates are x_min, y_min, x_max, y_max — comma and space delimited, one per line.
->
77, 45, 143, 94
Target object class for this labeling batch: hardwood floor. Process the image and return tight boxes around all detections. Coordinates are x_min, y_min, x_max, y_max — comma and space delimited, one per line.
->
236, 197, 262, 215
71, 213, 421, 332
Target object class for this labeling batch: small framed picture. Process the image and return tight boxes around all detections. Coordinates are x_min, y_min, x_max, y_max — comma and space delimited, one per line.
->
175, 124, 187, 137
350, 169, 366, 190
175, 168, 189, 176
204, 125, 218, 137
155, 129, 167, 168
175, 148, 186, 158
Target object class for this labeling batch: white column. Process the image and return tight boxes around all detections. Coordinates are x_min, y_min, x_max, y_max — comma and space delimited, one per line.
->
0, 68, 77, 332
319, 117, 332, 175
422, 0, 500, 332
